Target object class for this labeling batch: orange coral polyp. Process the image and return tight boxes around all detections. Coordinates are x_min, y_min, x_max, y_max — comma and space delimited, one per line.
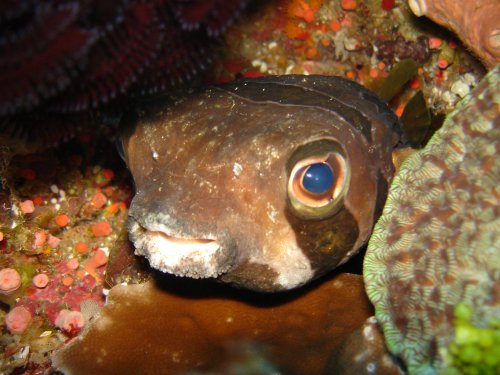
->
0, 268, 22, 294
6, 306, 32, 334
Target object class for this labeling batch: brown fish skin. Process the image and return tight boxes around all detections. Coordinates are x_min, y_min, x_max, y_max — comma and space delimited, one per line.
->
122, 75, 403, 292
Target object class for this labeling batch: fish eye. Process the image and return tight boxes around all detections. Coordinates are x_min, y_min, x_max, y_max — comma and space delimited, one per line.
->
302, 162, 334, 194
287, 140, 349, 220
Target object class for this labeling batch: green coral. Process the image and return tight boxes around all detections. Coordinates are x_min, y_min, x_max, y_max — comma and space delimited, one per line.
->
442, 303, 500, 375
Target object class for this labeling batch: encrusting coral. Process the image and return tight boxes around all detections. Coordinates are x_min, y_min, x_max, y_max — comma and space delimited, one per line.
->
364, 66, 500, 373
52, 273, 372, 375
408, 0, 500, 68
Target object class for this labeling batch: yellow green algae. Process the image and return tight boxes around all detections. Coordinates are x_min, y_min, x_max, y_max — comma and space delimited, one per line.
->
442, 303, 500, 375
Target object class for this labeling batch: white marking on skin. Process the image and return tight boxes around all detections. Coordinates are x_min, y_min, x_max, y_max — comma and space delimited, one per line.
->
266, 202, 278, 223
232, 162, 243, 177
257, 228, 314, 289
273, 249, 313, 288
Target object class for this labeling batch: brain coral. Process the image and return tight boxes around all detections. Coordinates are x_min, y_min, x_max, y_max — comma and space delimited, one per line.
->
364, 65, 500, 374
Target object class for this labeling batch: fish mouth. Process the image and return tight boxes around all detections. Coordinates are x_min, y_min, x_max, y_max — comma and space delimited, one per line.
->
127, 218, 233, 279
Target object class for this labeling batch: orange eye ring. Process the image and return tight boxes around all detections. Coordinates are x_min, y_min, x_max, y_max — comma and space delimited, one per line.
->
287, 151, 349, 219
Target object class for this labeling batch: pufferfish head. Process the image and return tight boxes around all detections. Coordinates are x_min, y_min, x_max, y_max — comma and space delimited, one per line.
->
121, 75, 404, 292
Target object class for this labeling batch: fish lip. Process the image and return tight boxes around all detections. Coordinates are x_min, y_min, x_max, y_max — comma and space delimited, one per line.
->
127, 216, 232, 279
134, 219, 219, 243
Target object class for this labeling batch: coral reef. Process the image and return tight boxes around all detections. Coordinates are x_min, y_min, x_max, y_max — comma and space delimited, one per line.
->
0, 0, 494, 372
214, 0, 485, 115
52, 273, 373, 375
0, 133, 133, 373
364, 66, 500, 373
408, 0, 500, 68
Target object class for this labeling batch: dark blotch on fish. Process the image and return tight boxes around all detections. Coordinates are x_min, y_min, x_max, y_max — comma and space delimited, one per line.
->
121, 75, 404, 292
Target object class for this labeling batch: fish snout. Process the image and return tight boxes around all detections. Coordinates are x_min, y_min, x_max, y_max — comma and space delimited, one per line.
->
127, 217, 235, 279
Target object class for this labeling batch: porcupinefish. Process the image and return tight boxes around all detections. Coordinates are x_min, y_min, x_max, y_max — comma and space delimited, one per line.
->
121, 75, 404, 292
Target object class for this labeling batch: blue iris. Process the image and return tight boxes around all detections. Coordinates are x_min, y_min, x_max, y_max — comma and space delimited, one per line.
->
302, 163, 334, 194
